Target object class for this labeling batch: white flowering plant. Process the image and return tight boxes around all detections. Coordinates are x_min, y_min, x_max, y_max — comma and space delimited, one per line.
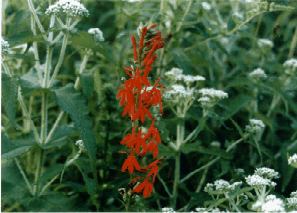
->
2, 0, 297, 212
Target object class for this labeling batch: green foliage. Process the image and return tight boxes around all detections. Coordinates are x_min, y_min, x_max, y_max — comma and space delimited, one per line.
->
2, 0, 297, 212
54, 84, 97, 160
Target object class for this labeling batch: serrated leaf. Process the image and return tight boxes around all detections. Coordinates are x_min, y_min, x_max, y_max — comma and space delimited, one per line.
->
1, 73, 18, 126
1, 134, 34, 160
54, 84, 97, 160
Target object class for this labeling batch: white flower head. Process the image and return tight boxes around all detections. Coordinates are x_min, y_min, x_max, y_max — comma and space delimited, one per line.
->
204, 179, 242, 195
288, 153, 297, 168
201, 2, 211, 10
180, 74, 205, 83
1, 38, 10, 54
287, 191, 297, 208
245, 174, 276, 187
165, 67, 183, 78
88, 28, 104, 42
283, 58, 297, 75
254, 167, 279, 179
249, 68, 267, 79
164, 84, 195, 101
161, 207, 175, 213
258, 38, 274, 49
46, 0, 89, 17
198, 88, 228, 109
262, 195, 285, 212
245, 119, 265, 135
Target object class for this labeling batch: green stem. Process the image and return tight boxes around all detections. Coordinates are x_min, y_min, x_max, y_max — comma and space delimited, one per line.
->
15, 158, 33, 195
33, 148, 44, 196
176, 0, 193, 32
27, 0, 47, 40
172, 151, 180, 208
48, 18, 70, 86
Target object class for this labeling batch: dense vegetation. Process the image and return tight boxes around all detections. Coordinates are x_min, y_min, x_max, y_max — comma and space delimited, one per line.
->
1, 0, 297, 212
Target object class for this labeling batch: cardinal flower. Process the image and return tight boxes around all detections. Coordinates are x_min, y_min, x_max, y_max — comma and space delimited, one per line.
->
117, 24, 164, 198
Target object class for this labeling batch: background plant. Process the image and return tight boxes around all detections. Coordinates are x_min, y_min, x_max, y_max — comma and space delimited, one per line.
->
2, 0, 297, 211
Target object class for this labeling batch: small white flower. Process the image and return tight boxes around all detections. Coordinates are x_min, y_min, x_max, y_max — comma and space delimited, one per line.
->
180, 74, 205, 83
204, 179, 242, 194
262, 195, 285, 212
1, 38, 10, 54
249, 68, 267, 79
258, 38, 274, 49
198, 88, 228, 99
88, 28, 104, 42
198, 88, 228, 109
164, 84, 195, 99
162, 207, 175, 213
75, 139, 85, 151
287, 191, 297, 208
254, 167, 279, 179
283, 58, 297, 75
245, 174, 276, 187
201, 2, 211, 10
245, 119, 265, 135
46, 0, 89, 17
195, 207, 208, 213
288, 153, 297, 168
165, 67, 183, 77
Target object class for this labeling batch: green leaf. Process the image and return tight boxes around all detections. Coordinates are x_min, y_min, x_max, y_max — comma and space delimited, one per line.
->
71, 31, 102, 51
19, 69, 48, 95
54, 84, 97, 160
7, 30, 43, 47
181, 143, 232, 159
1, 134, 34, 160
80, 72, 94, 98
172, 48, 193, 73
1, 73, 18, 126
221, 95, 252, 121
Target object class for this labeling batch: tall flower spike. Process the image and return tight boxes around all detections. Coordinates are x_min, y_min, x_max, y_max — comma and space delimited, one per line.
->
117, 24, 164, 198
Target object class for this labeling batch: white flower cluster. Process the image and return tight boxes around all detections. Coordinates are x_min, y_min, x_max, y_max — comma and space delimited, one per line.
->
165, 67, 205, 84
161, 207, 175, 213
198, 88, 228, 108
283, 58, 297, 75
245, 167, 278, 188
249, 68, 267, 79
254, 167, 279, 179
204, 179, 242, 194
246, 174, 276, 187
257, 38, 274, 49
88, 28, 104, 42
287, 191, 297, 208
1, 38, 10, 54
46, 0, 89, 17
245, 119, 265, 135
164, 84, 195, 100
261, 195, 285, 213
288, 153, 297, 168
195, 207, 221, 213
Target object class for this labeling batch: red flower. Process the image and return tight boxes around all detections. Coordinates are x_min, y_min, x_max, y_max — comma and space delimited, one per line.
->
133, 179, 153, 198
117, 24, 164, 198
121, 154, 142, 174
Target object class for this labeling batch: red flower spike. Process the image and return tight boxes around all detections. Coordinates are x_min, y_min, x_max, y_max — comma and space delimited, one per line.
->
117, 24, 164, 198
